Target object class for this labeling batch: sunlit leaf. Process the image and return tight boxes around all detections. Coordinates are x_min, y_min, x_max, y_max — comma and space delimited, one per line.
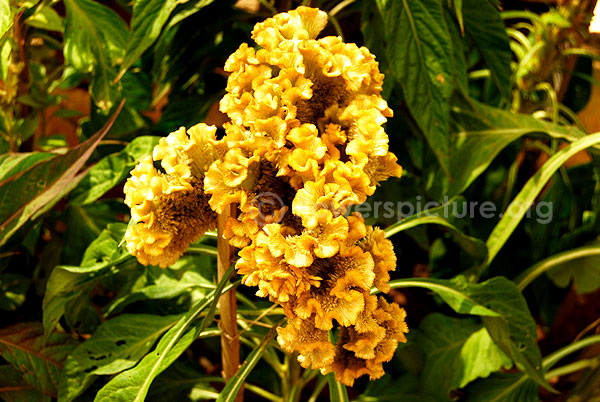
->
42, 223, 132, 337
416, 313, 512, 399
59, 314, 181, 402
63, 0, 127, 110
376, 0, 452, 174
0, 102, 123, 247
385, 276, 550, 390
94, 265, 237, 402
486, 132, 600, 264
0, 0, 12, 81
70, 136, 160, 205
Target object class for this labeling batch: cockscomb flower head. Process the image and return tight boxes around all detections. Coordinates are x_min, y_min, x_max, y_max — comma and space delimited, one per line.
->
124, 6, 407, 387
124, 124, 220, 268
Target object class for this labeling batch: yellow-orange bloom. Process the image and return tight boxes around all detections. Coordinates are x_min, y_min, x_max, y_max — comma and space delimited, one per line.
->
124, 157, 216, 268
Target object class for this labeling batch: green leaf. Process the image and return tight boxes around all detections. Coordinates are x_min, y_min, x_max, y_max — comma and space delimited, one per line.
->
216, 320, 281, 402
58, 314, 181, 402
453, 0, 464, 33
327, 372, 349, 402
468, 334, 600, 401
376, 0, 452, 174
462, 0, 512, 99
94, 266, 238, 402
0, 323, 76, 397
117, 0, 215, 81
445, 7, 468, 92
0, 273, 30, 311
26, 5, 64, 32
543, 242, 600, 294
0, 102, 123, 247
42, 223, 131, 337
385, 276, 549, 390
466, 373, 538, 402
117, 0, 179, 81
0, 364, 50, 402
105, 256, 215, 315
63, 0, 128, 110
486, 132, 600, 265
70, 136, 160, 205
515, 244, 600, 292
428, 100, 590, 199
0, 0, 12, 81
0, 154, 65, 183
416, 313, 512, 399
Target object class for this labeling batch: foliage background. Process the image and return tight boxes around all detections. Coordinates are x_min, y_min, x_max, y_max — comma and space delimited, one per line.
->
1, 0, 600, 401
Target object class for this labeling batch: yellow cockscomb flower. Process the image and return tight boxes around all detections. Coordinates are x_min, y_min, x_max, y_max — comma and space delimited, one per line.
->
124, 5, 408, 387
292, 178, 358, 229
277, 316, 335, 369
358, 227, 397, 293
328, 298, 408, 386
124, 156, 216, 268
153, 123, 225, 179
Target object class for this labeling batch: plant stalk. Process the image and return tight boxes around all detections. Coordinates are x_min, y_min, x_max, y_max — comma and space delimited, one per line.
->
217, 204, 242, 401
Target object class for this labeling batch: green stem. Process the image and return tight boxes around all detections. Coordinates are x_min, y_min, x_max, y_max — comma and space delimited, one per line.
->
244, 383, 282, 402
543, 335, 600, 370
545, 358, 599, 379
186, 244, 218, 257
515, 246, 600, 291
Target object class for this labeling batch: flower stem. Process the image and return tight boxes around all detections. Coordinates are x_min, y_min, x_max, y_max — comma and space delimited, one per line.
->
217, 204, 242, 401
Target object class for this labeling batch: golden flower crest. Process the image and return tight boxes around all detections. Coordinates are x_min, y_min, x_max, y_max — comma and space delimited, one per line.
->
123, 6, 407, 386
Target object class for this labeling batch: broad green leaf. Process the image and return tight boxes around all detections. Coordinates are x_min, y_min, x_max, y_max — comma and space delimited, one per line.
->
0, 364, 50, 402
466, 373, 538, 402
0, 323, 77, 397
445, 7, 468, 92
70, 136, 160, 205
43, 223, 132, 337
104, 253, 216, 315
63, 0, 128, 110
94, 266, 237, 402
486, 132, 600, 265
164, 0, 216, 31
327, 372, 349, 402
544, 242, 600, 294
58, 314, 181, 402
515, 244, 600, 292
216, 320, 280, 402
117, 0, 215, 81
385, 276, 549, 390
0, 0, 12, 81
428, 100, 590, 199
0, 273, 30, 311
0, 102, 123, 247
26, 5, 64, 32
116, 0, 180, 82
465, 334, 600, 401
462, 0, 512, 99
416, 314, 512, 399
376, 0, 452, 174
